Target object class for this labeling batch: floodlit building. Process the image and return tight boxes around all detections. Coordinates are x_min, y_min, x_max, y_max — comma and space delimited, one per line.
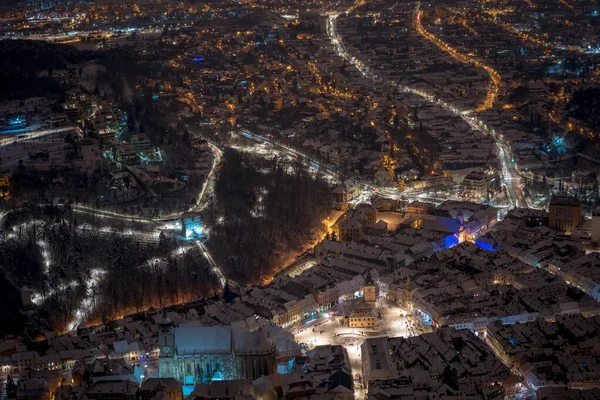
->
331, 179, 359, 203
363, 273, 376, 304
339, 218, 363, 242
180, 213, 203, 240
462, 170, 496, 200
335, 203, 386, 241
158, 321, 276, 386
345, 302, 377, 328
549, 195, 582, 232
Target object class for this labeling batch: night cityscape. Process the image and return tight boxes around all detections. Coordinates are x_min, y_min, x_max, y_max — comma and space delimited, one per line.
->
1, 0, 600, 398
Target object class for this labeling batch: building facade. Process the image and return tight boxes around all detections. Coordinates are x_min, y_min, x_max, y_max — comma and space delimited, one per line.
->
549, 196, 582, 232
344, 302, 377, 328
363, 274, 376, 304
158, 322, 276, 385
462, 171, 495, 200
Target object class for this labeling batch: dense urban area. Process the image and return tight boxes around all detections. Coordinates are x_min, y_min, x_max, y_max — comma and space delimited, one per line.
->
1, 0, 600, 399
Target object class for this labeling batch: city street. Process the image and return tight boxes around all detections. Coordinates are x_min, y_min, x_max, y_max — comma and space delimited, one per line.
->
289, 299, 418, 399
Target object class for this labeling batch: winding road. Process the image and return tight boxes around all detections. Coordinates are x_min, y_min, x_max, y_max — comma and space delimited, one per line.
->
326, 8, 524, 208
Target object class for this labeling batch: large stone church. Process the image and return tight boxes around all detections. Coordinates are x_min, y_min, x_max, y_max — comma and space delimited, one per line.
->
158, 317, 276, 384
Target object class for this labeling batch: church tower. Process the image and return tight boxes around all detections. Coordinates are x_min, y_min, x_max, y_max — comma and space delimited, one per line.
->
158, 311, 175, 379
456, 209, 465, 226
363, 272, 377, 304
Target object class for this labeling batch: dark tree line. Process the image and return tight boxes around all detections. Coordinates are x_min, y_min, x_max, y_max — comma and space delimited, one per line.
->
568, 87, 600, 130
207, 149, 332, 285
0, 40, 94, 99
0, 270, 26, 336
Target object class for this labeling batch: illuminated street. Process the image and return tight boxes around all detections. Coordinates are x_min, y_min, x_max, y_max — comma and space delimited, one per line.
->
326, 10, 523, 209
414, 2, 501, 111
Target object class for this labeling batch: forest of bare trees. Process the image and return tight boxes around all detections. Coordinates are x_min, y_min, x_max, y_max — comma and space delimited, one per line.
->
0, 205, 218, 333
206, 149, 332, 285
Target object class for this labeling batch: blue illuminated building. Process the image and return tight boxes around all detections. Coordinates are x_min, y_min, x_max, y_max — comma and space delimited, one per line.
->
552, 136, 567, 154
1, 114, 28, 133
7, 115, 25, 126
444, 234, 459, 249
102, 150, 115, 161
475, 240, 496, 252
180, 212, 203, 240
416, 309, 435, 327
407, 214, 465, 251
182, 385, 194, 397
139, 149, 163, 166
